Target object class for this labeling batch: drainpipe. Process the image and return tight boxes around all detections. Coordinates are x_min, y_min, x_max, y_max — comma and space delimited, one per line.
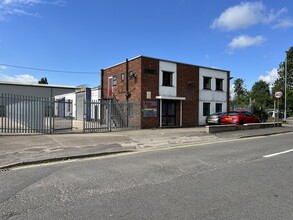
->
101, 69, 104, 100
126, 59, 129, 127
100, 69, 104, 125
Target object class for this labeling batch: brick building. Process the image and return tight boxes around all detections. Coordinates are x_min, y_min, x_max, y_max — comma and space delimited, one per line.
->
101, 56, 230, 128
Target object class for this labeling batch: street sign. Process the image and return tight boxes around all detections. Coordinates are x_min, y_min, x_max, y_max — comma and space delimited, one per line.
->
274, 91, 283, 99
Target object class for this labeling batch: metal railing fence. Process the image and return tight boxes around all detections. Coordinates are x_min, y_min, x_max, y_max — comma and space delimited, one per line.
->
0, 94, 72, 134
83, 99, 140, 133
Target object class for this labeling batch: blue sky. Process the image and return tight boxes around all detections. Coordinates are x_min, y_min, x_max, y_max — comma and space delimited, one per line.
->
0, 0, 292, 90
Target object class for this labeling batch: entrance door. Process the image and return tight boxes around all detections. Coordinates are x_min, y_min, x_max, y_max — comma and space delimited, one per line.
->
162, 100, 176, 126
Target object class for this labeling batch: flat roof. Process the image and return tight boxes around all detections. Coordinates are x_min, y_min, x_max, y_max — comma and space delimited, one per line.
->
0, 81, 79, 89
103, 55, 230, 73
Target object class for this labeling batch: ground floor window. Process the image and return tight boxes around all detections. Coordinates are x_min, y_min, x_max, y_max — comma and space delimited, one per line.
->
162, 100, 176, 126
216, 103, 222, 113
203, 103, 210, 116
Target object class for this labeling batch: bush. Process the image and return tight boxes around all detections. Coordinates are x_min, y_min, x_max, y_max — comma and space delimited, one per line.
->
252, 105, 268, 122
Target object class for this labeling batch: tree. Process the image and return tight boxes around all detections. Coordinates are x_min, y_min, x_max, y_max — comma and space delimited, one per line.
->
274, 46, 293, 90
38, 77, 48, 84
272, 46, 293, 114
251, 80, 272, 108
232, 78, 250, 105
250, 80, 271, 122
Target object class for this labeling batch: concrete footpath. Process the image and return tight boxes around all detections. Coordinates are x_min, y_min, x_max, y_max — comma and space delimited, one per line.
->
1, 124, 293, 169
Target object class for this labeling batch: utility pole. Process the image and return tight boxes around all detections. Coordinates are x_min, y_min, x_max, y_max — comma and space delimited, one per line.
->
284, 51, 288, 122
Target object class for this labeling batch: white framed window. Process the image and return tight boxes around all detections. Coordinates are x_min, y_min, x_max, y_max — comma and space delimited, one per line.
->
113, 75, 117, 86
162, 71, 173, 86
203, 77, 211, 90
203, 103, 210, 116
216, 103, 222, 113
216, 78, 223, 91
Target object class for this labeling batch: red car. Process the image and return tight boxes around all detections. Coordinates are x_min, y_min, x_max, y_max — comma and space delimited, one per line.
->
221, 111, 260, 125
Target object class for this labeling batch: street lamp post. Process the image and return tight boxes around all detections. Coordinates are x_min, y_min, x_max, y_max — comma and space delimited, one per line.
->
284, 51, 288, 122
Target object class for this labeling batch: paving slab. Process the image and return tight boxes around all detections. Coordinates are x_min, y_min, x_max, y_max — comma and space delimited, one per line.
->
1, 125, 293, 169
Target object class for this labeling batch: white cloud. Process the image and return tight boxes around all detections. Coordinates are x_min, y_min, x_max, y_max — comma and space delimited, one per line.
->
0, 74, 38, 84
228, 35, 266, 50
273, 18, 293, 29
211, 2, 265, 31
258, 68, 278, 86
0, 65, 8, 69
0, 0, 65, 21
211, 2, 292, 31
2, 0, 42, 5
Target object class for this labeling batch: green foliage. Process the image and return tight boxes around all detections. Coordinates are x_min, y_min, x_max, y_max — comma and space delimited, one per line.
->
232, 78, 250, 105
252, 105, 268, 122
272, 46, 293, 115
251, 80, 272, 108
38, 77, 48, 84
229, 46, 293, 117
274, 46, 293, 90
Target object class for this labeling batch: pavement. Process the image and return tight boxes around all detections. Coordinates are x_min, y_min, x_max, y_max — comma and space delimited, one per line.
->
1, 123, 293, 169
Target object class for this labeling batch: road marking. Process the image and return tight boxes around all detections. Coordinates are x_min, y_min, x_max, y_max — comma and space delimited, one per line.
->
263, 149, 293, 158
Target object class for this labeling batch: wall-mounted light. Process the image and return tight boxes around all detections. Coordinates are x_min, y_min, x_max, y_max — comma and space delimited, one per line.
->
129, 71, 137, 79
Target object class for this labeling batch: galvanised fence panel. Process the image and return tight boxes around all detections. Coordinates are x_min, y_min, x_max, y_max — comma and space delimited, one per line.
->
0, 94, 73, 134
53, 98, 73, 133
83, 99, 140, 133
83, 99, 111, 133
0, 94, 52, 133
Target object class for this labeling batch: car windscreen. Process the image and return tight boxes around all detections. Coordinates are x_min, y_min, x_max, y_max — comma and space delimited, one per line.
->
226, 112, 239, 116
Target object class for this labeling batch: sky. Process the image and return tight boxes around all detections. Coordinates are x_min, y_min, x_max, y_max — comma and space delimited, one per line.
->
0, 0, 292, 90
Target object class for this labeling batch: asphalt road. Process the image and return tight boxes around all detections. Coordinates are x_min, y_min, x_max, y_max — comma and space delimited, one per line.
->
1, 133, 293, 220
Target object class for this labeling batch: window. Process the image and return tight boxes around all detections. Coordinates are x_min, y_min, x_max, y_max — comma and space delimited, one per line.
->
216, 78, 223, 91
203, 103, 210, 116
216, 103, 222, 113
244, 111, 253, 117
162, 71, 173, 86
113, 75, 117, 86
121, 72, 125, 81
203, 77, 211, 90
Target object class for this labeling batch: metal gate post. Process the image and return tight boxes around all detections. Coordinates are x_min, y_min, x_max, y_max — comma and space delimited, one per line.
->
50, 97, 53, 134
108, 100, 112, 131
83, 99, 86, 133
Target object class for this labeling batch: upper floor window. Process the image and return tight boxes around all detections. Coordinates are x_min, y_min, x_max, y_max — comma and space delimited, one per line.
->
121, 72, 125, 81
203, 77, 211, 90
162, 71, 173, 86
113, 75, 117, 86
216, 78, 223, 91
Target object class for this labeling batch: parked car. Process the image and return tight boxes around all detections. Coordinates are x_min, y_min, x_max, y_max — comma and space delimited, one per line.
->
206, 112, 227, 125
221, 111, 260, 125
266, 109, 290, 118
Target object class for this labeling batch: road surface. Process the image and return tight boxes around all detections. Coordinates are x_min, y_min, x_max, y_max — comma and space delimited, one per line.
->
1, 133, 293, 219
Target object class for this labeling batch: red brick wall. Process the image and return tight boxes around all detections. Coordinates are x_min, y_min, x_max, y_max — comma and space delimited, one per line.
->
141, 57, 160, 128
102, 57, 142, 127
102, 57, 142, 102
177, 63, 199, 126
